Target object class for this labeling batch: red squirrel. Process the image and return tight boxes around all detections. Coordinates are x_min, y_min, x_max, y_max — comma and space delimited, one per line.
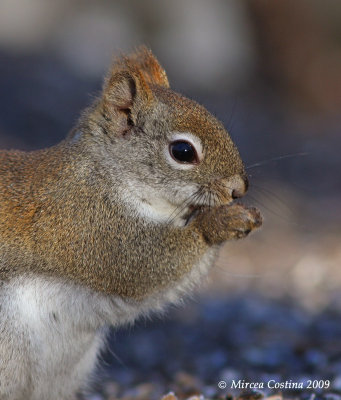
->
0, 47, 262, 399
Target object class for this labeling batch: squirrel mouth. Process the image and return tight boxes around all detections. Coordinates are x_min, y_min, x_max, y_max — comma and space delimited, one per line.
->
184, 198, 238, 225
184, 204, 215, 224
185, 195, 236, 216
187, 197, 234, 211
188, 204, 204, 213
184, 205, 201, 225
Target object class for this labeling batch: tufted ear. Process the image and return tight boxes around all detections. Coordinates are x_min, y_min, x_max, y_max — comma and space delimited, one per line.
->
103, 68, 152, 112
101, 47, 169, 136
101, 47, 169, 133
127, 46, 170, 88
101, 55, 154, 135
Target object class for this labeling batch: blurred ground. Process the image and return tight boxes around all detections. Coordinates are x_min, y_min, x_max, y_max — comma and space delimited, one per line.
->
0, 1, 340, 399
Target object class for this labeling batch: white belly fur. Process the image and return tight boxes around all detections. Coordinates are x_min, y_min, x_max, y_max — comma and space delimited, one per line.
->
0, 248, 217, 400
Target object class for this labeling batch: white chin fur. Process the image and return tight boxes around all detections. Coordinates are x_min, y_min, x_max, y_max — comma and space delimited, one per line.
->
119, 179, 198, 226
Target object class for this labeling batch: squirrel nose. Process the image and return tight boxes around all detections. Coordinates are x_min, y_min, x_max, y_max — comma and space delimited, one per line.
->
231, 175, 249, 199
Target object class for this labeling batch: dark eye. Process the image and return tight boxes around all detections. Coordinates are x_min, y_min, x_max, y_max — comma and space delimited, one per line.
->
169, 140, 198, 164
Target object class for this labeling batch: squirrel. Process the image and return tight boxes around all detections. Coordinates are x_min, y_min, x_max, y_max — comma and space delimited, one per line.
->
0, 46, 262, 400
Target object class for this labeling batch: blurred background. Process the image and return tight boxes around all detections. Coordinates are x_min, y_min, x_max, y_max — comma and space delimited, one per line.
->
0, 1, 341, 399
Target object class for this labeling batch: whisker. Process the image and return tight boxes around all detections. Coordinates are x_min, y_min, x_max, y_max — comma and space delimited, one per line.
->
167, 197, 196, 224
215, 182, 233, 204
215, 264, 261, 278
226, 97, 239, 133
246, 193, 300, 225
246, 152, 308, 170
167, 189, 199, 220
167, 179, 240, 226
251, 183, 292, 212
167, 189, 204, 224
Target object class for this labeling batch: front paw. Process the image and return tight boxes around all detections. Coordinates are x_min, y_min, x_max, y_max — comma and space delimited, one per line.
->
195, 203, 262, 245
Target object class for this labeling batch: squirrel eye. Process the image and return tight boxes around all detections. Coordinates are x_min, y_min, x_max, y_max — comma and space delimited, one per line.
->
169, 140, 198, 164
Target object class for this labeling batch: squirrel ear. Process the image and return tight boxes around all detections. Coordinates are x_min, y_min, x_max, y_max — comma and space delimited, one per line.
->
104, 70, 139, 111
102, 61, 154, 132
101, 47, 168, 135
127, 46, 170, 88
103, 46, 169, 108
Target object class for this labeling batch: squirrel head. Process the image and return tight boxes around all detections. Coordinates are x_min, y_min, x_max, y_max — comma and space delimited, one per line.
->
81, 47, 248, 221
